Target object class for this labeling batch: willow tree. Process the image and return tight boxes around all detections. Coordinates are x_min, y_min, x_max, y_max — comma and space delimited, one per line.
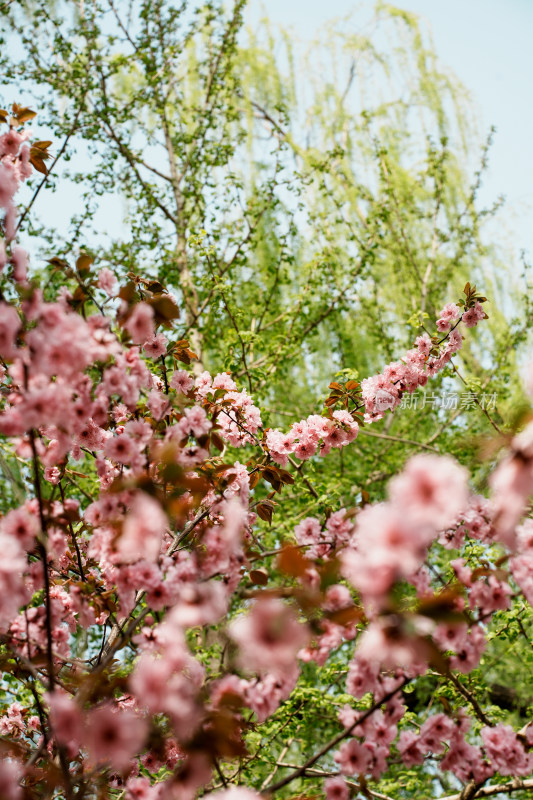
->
2, 3, 526, 377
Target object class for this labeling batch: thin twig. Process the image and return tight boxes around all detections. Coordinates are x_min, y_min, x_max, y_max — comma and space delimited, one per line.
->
29, 429, 54, 692
447, 672, 493, 727
359, 428, 439, 453
16, 108, 82, 234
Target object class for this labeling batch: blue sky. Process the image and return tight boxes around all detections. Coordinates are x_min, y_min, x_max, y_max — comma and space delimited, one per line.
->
15, 0, 532, 263
248, 0, 533, 255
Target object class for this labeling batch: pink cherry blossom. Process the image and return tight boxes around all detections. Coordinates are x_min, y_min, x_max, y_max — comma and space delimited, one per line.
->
346, 656, 380, 699
324, 775, 350, 800
441, 734, 492, 783
334, 738, 372, 776
341, 502, 427, 602
0, 164, 17, 208
1, 506, 39, 548
0, 129, 22, 157
0, 759, 22, 800
170, 369, 194, 394
178, 405, 211, 437
469, 575, 511, 616
419, 713, 455, 754
388, 454, 469, 530
11, 246, 28, 283
449, 624, 485, 673
98, 267, 117, 295
462, 300, 485, 328
415, 331, 433, 355
169, 580, 228, 628
0, 302, 20, 359
481, 724, 532, 776
105, 432, 137, 464
510, 553, 533, 604
436, 302, 460, 332
397, 729, 425, 766
124, 776, 157, 800
229, 598, 309, 675
84, 704, 147, 770
0, 131, 510, 800
116, 491, 168, 563
143, 332, 167, 358
47, 692, 83, 750
240, 668, 299, 722
125, 302, 155, 344
204, 787, 262, 800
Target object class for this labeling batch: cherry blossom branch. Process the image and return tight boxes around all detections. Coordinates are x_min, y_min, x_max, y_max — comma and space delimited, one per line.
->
436, 778, 533, 800
58, 481, 86, 581
287, 455, 319, 499
359, 428, 440, 453
166, 505, 212, 557
450, 362, 503, 434
99, 505, 213, 662
0, 66, 529, 800
15, 108, 82, 235
94, 606, 151, 672
13, 647, 50, 746
29, 429, 54, 693
272, 766, 396, 800
447, 672, 493, 727
263, 679, 410, 794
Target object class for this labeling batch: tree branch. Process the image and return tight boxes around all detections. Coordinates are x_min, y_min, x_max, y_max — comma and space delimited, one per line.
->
263, 679, 409, 793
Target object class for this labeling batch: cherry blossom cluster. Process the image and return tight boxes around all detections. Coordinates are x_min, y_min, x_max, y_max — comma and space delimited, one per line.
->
0, 107, 532, 800
360, 300, 486, 423
265, 294, 487, 466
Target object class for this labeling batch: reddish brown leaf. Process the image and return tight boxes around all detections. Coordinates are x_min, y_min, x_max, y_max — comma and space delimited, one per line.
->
256, 501, 275, 524
249, 470, 261, 490
76, 253, 94, 274
29, 155, 48, 175
210, 432, 225, 452
277, 544, 310, 578
325, 605, 364, 625
12, 103, 37, 123
278, 468, 295, 485
263, 467, 282, 491
249, 568, 269, 586
118, 281, 136, 302
417, 590, 465, 623
147, 293, 180, 322
146, 280, 165, 293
